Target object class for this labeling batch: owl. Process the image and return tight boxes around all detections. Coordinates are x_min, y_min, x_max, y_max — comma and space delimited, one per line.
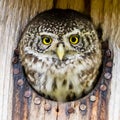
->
19, 9, 102, 102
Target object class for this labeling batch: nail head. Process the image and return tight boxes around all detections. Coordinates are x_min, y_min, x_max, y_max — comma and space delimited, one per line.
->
106, 61, 112, 67
17, 79, 24, 86
13, 68, 19, 74
34, 97, 41, 105
90, 95, 96, 102
44, 103, 51, 111
104, 72, 112, 79
80, 104, 86, 111
100, 84, 107, 91
24, 90, 31, 98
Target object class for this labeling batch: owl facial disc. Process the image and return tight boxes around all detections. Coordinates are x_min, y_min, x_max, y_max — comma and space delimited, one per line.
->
19, 9, 102, 102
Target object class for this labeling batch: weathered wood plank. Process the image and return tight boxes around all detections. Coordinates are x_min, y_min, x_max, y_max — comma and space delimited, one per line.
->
54, 0, 85, 12
109, 47, 120, 120
0, 0, 120, 120
0, 1, 53, 120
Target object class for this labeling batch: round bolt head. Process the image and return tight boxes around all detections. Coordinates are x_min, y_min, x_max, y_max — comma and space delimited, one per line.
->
106, 61, 113, 67
13, 68, 19, 75
44, 103, 51, 111
67, 107, 74, 114
24, 90, 31, 98
79, 104, 86, 111
17, 79, 24, 86
34, 97, 41, 105
90, 95, 96, 102
100, 84, 107, 91
104, 72, 112, 80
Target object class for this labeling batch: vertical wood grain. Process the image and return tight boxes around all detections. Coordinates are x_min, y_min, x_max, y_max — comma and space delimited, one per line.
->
0, 0, 120, 120
0, 1, 53, 120
54, 0, 85, 12
91, 0, 104, 27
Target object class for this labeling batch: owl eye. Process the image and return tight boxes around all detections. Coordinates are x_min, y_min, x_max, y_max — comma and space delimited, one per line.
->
42, 36, 52, 45
69, 35, 79, 45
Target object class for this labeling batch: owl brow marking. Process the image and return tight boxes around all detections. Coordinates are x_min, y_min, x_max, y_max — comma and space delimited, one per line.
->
82, 31, 92, 35
39, 32, 58, 38
63, 28, 80, 37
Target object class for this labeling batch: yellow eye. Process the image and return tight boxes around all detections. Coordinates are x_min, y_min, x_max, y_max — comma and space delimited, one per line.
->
69, 35, 79, 45
42, 36, 52, 45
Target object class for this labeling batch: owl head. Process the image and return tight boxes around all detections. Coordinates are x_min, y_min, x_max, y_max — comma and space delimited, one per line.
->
19, 9, 102, 102
20, 9, 100, 61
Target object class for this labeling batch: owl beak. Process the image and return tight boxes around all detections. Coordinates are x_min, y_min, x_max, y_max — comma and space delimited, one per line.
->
56, 43, 65, 60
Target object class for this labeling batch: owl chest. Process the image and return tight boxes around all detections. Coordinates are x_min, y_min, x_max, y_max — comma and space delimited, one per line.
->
32, 60, 93, 85
24, 57, 97, 101
25, 57, 95, 85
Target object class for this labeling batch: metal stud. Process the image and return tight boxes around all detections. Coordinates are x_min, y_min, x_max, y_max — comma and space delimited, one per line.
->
100, 84, 107, 91
24, 90, 31, 98
44, 103, 51, 111
34, 97, 41, 105
106, 61, 113, 67
104, 72, 112, 80
79, 104, 86, 111
90, 95, 96, 102
13, 68, 19, 75
17, 79, 24, 86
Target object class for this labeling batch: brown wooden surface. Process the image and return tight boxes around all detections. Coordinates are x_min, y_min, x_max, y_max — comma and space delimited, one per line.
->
12, 43, 112, 120
0, 0, 120, 120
